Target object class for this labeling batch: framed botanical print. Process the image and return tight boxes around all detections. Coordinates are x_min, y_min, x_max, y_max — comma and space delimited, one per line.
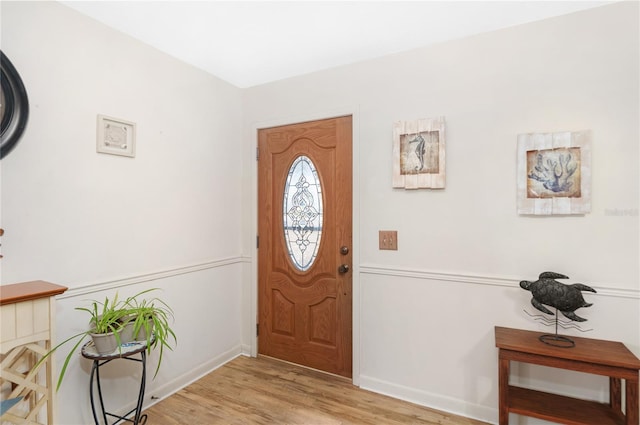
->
517, 131, 591, 215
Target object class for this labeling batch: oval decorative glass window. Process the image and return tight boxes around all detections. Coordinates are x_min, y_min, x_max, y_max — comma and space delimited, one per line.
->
283, 155, 323, 271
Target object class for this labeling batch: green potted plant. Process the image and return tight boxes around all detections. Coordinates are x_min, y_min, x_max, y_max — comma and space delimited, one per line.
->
37, 289, 176, 390
81, 294, 130, 353
121, 288, 177, 378
38, 293, 129, 390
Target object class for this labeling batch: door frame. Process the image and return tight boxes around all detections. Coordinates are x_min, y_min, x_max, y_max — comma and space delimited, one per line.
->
250, 106, 361, 385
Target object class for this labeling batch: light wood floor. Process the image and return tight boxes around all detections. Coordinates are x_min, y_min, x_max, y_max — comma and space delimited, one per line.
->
143, 355, 489, 425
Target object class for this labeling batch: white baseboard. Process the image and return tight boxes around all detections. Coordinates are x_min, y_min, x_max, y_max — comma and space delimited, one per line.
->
139, 345, 244, 413
240, 343, 252, 356
359, 374, 497, 424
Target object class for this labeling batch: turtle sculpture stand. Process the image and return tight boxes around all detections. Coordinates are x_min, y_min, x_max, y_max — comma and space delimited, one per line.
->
520, 271, 596, 348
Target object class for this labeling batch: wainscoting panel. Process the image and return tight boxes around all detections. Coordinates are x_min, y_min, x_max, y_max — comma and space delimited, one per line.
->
357, 265, 639, 424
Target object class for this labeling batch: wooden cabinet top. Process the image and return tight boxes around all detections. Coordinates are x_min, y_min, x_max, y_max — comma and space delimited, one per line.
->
0, 280, 68, 305
495, 326, 640, 370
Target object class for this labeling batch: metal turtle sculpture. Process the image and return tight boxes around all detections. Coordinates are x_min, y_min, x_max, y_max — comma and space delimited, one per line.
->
520, 272, 596, 322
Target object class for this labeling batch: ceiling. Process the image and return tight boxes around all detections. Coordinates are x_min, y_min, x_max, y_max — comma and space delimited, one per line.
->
61, 1, 610, 88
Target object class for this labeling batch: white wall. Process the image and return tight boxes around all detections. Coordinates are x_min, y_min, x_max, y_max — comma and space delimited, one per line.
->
1, 1, 638, 424
1, 2, 245, 424
242, 2, 639, 424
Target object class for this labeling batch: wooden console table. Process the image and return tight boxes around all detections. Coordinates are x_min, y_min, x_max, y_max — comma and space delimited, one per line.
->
495, 326, 640, 425
1, 281, 68, 424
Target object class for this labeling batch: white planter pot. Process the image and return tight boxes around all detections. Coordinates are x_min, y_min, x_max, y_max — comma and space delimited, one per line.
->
89, 331, 119, 355
119, 317, 154, 344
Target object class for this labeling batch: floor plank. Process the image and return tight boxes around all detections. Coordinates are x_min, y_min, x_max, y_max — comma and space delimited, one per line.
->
143, 356, 489, 424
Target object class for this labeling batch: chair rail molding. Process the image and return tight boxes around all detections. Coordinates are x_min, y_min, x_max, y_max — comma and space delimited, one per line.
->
60, 256, 246, 299
359, 264, 639, 300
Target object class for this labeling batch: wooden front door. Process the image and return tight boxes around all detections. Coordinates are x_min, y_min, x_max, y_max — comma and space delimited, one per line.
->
258, 116, 352, 378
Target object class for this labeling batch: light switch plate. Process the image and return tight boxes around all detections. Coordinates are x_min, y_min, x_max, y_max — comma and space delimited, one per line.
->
379, 230, 398, 250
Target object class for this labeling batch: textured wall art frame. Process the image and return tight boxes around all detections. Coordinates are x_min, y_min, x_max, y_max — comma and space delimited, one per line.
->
393, 117, 445, 189
97, 114, 136, 157
517, 131, 591, 215
1, 51, 29, 159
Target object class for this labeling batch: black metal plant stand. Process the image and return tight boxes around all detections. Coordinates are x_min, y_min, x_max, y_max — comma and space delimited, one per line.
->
538, 308, 575, 348
81, 340, 150, 425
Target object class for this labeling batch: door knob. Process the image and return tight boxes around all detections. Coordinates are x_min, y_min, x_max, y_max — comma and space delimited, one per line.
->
338, 264, 350, 274
340, 246, 349, 255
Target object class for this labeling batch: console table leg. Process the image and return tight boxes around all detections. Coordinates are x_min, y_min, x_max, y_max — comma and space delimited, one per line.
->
610, 377, 622, 413
626, 376, 638, 425
498, 355, 509, 425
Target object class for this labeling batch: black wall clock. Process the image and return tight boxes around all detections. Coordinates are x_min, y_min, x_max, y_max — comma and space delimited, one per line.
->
1, 51, 29, 159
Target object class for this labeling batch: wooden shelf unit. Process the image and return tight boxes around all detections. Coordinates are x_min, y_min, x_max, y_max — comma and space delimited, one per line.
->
1, 280, 67, 424
495, 326, 640, 425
